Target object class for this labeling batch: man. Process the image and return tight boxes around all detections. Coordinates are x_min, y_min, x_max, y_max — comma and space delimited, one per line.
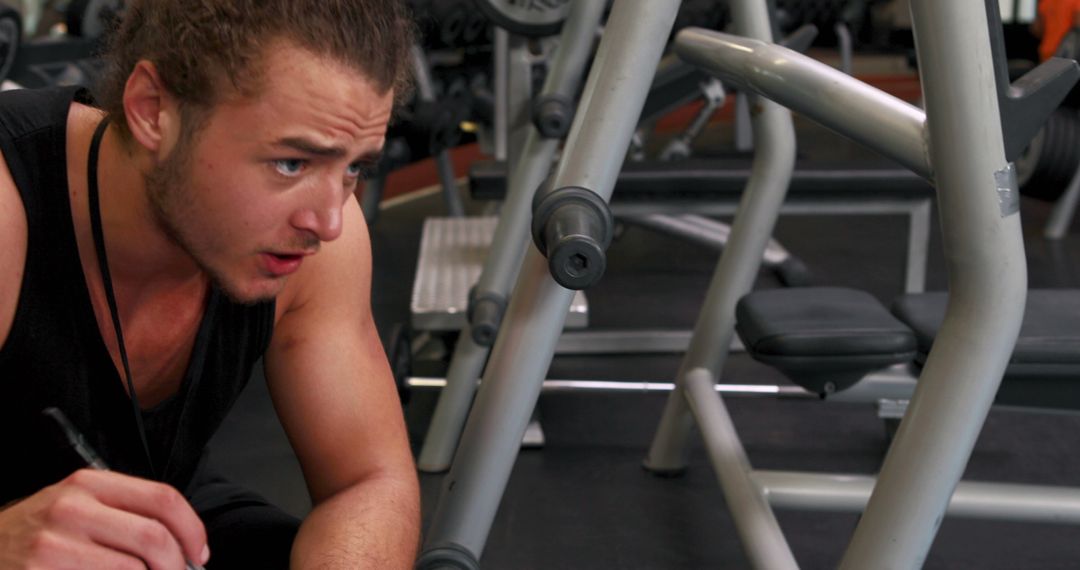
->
0, 1, 419, 568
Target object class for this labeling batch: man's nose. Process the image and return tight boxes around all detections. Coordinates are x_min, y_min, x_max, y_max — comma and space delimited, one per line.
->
290, 179, 346, 242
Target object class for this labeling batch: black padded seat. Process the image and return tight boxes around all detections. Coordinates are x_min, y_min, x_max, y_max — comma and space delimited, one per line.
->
892, 290, 1080, 409
736, 287, 918, 395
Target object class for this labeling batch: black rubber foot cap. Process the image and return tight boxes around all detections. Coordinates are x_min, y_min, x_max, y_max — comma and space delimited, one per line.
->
415, 543, 480, 570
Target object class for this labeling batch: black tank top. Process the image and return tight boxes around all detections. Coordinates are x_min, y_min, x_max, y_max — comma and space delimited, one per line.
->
0, 87, 275, 504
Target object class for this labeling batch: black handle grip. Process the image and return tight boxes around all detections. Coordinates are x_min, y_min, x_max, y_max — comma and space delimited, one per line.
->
532, 94, 573, 139
531, 185, 613, 290
415, 542, 480, 570
467, 288, 507, 346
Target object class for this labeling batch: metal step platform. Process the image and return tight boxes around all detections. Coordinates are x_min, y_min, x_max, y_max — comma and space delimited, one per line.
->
411, 216, 589, 331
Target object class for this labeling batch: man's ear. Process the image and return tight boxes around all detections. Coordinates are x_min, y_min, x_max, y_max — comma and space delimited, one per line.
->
122, 60, 180, 156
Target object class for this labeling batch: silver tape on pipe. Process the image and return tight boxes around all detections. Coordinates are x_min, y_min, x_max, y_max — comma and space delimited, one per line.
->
995, 163, 1020, 217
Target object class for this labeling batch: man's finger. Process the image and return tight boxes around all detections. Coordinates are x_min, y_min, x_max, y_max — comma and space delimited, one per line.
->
66, 499, 189, 570
27, 528, 146, 570
61, 469, 208, 565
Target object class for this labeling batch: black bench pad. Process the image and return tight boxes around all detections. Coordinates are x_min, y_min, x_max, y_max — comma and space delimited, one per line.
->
736, 288, 917, 394
737, 288, 917, 357
892, 290, 1080, 410
736, 287, 1080, 408
892, 290, 1080, 365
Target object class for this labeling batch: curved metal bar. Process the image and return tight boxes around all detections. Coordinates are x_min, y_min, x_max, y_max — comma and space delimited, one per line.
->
840, 0, 1027, 566
686, 369, 799, 569
645, 0, 799, 566
674, 28, 932, 180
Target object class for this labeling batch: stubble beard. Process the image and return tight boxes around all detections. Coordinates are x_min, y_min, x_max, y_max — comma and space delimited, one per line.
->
143, 136, 275, 306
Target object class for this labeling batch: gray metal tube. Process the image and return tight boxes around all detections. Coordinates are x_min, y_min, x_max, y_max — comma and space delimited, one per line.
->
533, 0, 605, 127
474, 0, 605, 297
416, 334, 488, 472
734, 92, 754, 152
646, 13, 797, 472
624, 214, 730, 251
493, 28, 509, 161
840, 1, 1027, 567
1044, 162, 1080, 239
547, 3, 678, 196
423, 252, 571, 554
645, 2, 799, 566
506, 35, 533, 168
623, 214, 790, 267
423, 0, 683, 557
435, 151, 465, 217
834, 22, 853, 75
417, 0, 607, 473
756, 471, 1080, 524
674, 28, 931, 179
905, 198, 932, 293
680, 214, 791, 266
411, 45, 465, 217
408, 362, 920, 404
685, 370, 798, 569
409, 376, 814, 398
410, 44, 438, 100
359, 175, 384, 226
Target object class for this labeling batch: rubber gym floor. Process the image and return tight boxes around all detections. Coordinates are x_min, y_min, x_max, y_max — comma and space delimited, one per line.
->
204, 115, 1080, 568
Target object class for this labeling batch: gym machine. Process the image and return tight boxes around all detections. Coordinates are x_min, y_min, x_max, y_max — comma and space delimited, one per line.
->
643, 0, 1080, 567
414, 0, 602, 469
0, 0, 123, 90
417, 0, 1080, 567
359, 43, 467, 226
414, 0, 933, 473
417, 1, 734, 566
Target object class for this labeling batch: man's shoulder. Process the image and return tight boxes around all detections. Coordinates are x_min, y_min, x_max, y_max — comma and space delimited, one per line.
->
0, 88, 86, 348
0, 144, 27, 348
0, 86, 84, 139
274, 198, 371, 325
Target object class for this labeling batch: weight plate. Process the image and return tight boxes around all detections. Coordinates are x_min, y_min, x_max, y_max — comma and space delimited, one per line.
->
1018, 108, 1080, 202
472, 0, 569, 37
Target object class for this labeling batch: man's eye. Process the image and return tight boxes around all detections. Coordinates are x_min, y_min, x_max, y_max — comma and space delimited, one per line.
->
346, 161, 375, 180
273, 159, 306, 176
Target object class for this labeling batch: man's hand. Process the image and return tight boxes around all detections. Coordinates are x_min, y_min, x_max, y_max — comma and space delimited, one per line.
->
0, 469, 209, 569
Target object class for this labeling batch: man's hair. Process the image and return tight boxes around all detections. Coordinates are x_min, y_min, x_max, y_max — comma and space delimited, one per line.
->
96, 0, 415, 139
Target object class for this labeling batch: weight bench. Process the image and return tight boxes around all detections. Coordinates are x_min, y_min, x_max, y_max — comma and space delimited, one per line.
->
736, 287, 1080, 410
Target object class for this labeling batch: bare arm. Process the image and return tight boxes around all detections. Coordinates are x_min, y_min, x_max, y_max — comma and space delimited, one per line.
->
265, 198, 419, 569
0, 146, 26, 348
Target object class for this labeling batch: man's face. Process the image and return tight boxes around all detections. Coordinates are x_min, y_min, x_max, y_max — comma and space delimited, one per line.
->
145, 42, 393, 304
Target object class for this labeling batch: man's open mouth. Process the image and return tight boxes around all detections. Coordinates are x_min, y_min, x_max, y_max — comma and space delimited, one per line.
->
262, 252, 306, 276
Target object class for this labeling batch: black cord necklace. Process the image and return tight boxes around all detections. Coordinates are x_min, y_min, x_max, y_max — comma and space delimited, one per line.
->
86, 117, 157, 477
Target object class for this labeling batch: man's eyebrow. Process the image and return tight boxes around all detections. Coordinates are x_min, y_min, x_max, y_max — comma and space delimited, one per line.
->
274, 138, 384, 165
274, 137, 348, 158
